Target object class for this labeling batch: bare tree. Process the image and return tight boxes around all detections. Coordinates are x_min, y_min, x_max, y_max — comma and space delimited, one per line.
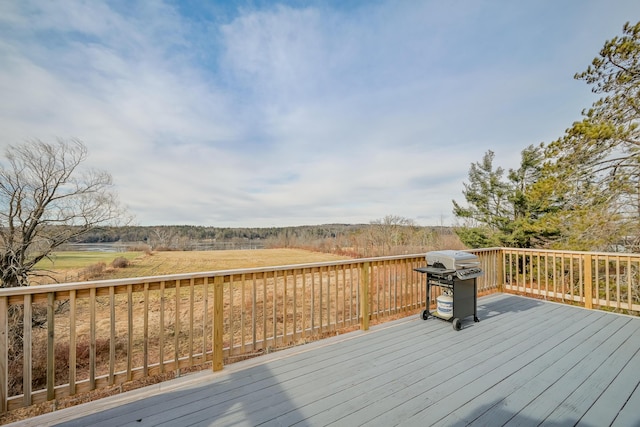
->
369, 215, 417, 255
0, 138, 126, 287
149, 226, 178, 250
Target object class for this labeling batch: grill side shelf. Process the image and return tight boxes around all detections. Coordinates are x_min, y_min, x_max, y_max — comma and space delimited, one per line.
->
414, 266, 455, 274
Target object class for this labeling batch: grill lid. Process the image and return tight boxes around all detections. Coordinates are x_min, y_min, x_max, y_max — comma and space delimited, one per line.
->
426, 250, 481, 271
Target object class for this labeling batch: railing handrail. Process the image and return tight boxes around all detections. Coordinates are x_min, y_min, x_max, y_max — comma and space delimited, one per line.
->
0, 254, 427, 297
3, 245, 637, 296
501, 247, 640, 257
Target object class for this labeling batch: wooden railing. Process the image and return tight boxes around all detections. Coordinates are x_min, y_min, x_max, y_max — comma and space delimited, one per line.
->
502, 248, 640, 313
0, 247, 532, 414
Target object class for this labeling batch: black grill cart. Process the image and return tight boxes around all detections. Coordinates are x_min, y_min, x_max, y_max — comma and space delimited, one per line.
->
414, 250, 483, 331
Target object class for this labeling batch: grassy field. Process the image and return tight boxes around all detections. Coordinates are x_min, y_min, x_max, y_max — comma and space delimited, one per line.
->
36, 251, 141, 269
36, 248, 353, 283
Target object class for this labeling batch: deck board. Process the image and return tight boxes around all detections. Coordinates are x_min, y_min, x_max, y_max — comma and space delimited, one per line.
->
370, 307, 606, 426
272, 297, 564, 426
428, 312, 614, 426
10, 293, 640, 427
494, 316, 633, 426
612, 378, 640, 427
545, 320, 640, 425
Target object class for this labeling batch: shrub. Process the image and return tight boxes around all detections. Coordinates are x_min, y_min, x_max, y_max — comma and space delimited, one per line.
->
8, 337, 121, 395
111, 257, 130, 269
81, 262, 106, 279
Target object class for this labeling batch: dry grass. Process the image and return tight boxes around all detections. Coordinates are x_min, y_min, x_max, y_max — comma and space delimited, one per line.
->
107, 248, 352, 278
37, 248, 352, 284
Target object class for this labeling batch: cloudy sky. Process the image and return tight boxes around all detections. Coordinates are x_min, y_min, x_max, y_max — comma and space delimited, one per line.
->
1, 1, 639, 227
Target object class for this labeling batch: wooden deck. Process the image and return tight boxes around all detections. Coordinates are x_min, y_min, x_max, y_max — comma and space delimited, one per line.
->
12, 294, 640, 427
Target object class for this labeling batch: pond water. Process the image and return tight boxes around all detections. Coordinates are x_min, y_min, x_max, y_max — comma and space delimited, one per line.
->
60, 242, 138, 252
60, 241, 265, 252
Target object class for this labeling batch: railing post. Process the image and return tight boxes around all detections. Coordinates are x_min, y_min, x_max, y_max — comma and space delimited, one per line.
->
496, 249, 504, 292
47, 292, 55, 402
213, 275, 224, 372
360, 262, 370, 331
23, 294, 32, 406
89, 288, 96, 391
0, 296, 7, 415
584, 254, 593, 309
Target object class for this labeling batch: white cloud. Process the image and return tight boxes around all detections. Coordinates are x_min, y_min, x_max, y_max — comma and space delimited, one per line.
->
1, 0, 640, 227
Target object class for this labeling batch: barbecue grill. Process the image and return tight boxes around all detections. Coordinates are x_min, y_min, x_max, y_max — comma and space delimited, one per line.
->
414, 250, 483, 330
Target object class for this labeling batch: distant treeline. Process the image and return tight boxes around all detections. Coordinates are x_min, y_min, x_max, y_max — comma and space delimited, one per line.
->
74, 224, 370, 244
70, 223, 463, 257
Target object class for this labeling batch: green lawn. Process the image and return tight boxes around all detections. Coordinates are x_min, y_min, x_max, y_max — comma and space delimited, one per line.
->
35, 251, 142, 270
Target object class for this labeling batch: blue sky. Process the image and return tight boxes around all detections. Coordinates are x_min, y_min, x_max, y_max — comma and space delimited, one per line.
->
1, 1, 639, 227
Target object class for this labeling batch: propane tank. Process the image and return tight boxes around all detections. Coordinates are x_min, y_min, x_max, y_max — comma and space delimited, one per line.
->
436, 294, 453, 319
